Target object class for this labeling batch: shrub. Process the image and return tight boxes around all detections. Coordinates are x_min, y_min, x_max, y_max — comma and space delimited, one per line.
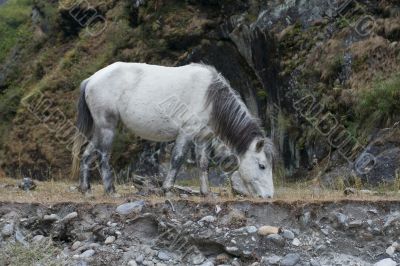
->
357, 73, 400, 126
0, 0, 33, 63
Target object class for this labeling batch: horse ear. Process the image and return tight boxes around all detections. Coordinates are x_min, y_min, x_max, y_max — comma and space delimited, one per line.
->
255, 139, 264, 153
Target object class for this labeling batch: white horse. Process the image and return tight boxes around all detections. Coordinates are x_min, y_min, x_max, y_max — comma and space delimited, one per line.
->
71, 62, 275, 198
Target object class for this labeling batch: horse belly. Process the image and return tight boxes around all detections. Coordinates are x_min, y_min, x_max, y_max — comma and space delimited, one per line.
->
120, 103, 180, 142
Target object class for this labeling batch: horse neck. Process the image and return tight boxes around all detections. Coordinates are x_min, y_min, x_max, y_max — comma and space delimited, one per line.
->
206, 78, 263, 155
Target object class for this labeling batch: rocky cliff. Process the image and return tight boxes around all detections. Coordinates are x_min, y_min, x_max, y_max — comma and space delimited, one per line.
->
0, 0, 399, 187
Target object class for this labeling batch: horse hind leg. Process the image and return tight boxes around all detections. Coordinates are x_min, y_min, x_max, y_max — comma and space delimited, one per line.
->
79, 139, 98, 193
95, 127, 116, 194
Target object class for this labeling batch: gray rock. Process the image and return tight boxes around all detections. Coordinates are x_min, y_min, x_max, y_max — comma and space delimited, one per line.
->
43, 214, 60, 222
104, 236, 116, 244
281, 253, 300, 266
15, 230, 28, 246
225, 246, 239, 253
72, 241, 82, 250
1, 223, 13, 237
282, 229, 295, 239
63, 212, 78, 222
266, 234, 285, 247
245, 225, 258, 234
80, 249, 95, 258
199, 215, 216, 224
310, 258, 321, 266
128, 260, 138, 266
386, 245, 396, 256
19, 177, 36, 191
320, 228, 329, 235
157, 250, 171, 261
136, 254, 145, 263
191, 253, 205, 264
261, 255, 281, 265
292, 238, 301, 246
116, 200, 145, 215
335, 213, 348, 226
32, 234, 45, 244
349, 220, 363, 228
384, 212, 400, 229
301, 212, 311, 225
199, 261, 214, 266
374, 258, 396, 266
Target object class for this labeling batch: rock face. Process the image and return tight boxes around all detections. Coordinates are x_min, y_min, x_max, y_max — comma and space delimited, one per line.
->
2, 0, 399, 186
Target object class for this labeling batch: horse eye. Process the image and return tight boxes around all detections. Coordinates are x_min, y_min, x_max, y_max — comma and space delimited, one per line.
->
259, 163, 265, 170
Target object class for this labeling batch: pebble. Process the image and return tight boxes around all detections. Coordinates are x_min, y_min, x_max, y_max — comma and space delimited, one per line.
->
310, 258, 321, 266
216, 253, 230, 264
349, 220, 363, 228
335, 213, 348, 226
199, 261, 214, 266
15, 230, 28, 246
245, 225, 258, 234
157, 250, 171, 261
300, 212, 311, 225
136, 254, 145, 263
374, 258, 396, 266
266, 234, 285, 246
80, 249, 95, 258
199, 215, 216, 223
225, 246, 239, 253
104, 236, 116, 244
386, 245, 396, 256
191, 253, 205, 264
116, 200, 145, 215
258, 225, 280, 236
19, 177, 36, 191
128, 260, 138, 266
43, 214, 60, 222
320, 228, 329, 235
383, 212, 400, 229
261, 255, 281, 265
282, 229, 295, 239
72, 241, 82, 250
63, 212, 78, 222
280, 253, 300, 266
392, 241, 399, 251
32, 234, 45, 244
1, 223, 13, 237
292, 238, 301, 246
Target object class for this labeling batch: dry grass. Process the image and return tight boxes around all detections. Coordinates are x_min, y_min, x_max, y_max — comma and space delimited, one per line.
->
0, 177, 399, 205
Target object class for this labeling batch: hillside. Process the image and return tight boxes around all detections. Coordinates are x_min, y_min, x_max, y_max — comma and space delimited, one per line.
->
0, 0, 399, 188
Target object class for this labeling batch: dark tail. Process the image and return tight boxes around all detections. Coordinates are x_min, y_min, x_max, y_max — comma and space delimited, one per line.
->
70, 79, 93, 179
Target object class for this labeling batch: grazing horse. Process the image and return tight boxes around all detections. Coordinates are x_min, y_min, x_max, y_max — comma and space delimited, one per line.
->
71, 62, 275, 198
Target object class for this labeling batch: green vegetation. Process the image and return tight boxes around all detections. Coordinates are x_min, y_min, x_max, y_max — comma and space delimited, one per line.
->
357, 73, 400, 126
0, 0, 32, 63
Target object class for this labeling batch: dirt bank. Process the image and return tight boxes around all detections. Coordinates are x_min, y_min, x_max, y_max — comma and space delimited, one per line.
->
0, 197, 399, 265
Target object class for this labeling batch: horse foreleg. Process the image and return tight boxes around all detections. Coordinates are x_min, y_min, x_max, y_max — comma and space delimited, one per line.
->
196, 145, 209, 196
162, 134, 191, 193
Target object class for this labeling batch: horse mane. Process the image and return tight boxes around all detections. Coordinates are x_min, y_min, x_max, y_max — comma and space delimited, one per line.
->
205, 69, 264, 155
